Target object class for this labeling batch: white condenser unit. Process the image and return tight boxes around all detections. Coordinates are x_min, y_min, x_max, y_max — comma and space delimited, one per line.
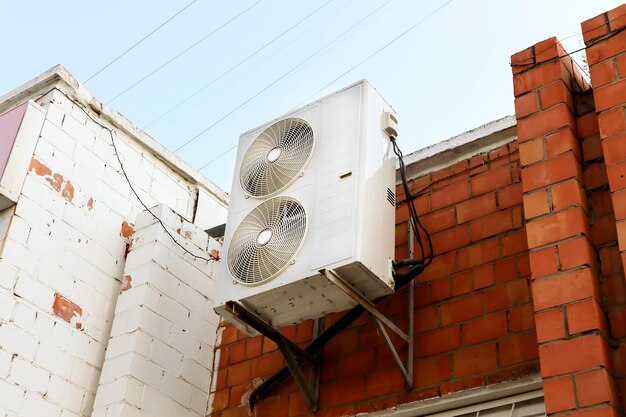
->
215, 80, 397, 332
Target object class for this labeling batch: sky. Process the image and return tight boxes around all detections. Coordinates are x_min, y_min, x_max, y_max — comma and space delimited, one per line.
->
1, 0, 622, 193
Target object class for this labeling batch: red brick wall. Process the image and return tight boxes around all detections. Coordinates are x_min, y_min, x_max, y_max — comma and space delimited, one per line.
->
210, 141, 539, 417
209, 5, 626, 417
509, 4, 626, 414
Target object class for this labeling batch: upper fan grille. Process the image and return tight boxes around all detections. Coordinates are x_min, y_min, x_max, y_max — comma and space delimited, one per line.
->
239, 118, 314, 198
228, 196, 308, 285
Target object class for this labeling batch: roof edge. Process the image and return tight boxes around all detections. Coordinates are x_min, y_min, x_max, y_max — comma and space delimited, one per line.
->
0, 65, 229, 207
399, 115, 517, 181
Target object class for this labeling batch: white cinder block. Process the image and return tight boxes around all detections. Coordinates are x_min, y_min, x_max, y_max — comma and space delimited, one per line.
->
14, 196, 55, 236
0, 348, 11, 378
115, 284, 161, 315
93, 377, 142, 409
140, 385, 175, 417
168, 328, 200, 363
180, 358, 211, 391
70, 358, 100, 390
0, 323, 39, 361
35, 343, 74, 379
73, 280, 107, 318
46, 376, 84, 413
85, 340, 106, 368
60, 409, 80, 417
186, 313, 212, 345
173, 404, 198, 417
198, 342, 214, 368
13, 274, 54, 311
67, 332, 89, 361
150, 338, 182, 375
123, 241, 170, 273
157, 295, 189, 329
7, 215, 31, 245
82, 311, 110, 343
138, 308, 172, 344
12, 302, 36, 331
0, 291, 16, 321
21, 392, 62, 417
190, 387, 209, 416
2, 240, 39, 277
44, 103, 66, 127
70, 164, 103, 203
161, 371, 193, 407
0, 378, 25, 413
0, 261, 19, 290
81, 390, 96, 416
39, 120, 76, 159
62, 250, 97, 284
49, 321, 73, 351
63, 203, 99, 239
36, 259, 74, 299
73, 143, 105, 179
9, 357, 49, 393
105, 331, 151, 361
109, 307, 142, 339
128, 263, 179, 300
30, 314, 55, 340
176, 284, 207, 318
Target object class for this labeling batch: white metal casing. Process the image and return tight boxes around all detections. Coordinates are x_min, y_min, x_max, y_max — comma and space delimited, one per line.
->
215, 80, 397, 332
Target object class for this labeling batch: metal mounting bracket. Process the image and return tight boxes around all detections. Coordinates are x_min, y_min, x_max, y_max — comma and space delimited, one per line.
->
224, 301, 323, 412
320, 268, 414, 390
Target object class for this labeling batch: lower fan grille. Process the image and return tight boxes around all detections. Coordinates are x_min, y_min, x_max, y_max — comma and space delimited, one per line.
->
228, 196, 308, 285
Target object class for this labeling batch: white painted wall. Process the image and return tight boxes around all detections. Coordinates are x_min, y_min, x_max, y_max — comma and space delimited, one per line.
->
0, 81, 224, 417
92, 205, 220, 417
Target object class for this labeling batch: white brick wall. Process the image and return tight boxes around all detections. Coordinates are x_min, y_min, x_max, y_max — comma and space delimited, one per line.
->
0, 80, 225, 417
92, 206, 219, 417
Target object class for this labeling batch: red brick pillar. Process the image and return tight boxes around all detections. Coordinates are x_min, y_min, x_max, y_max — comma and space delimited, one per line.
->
512, 38, 620, 416
585, 5, 626, 279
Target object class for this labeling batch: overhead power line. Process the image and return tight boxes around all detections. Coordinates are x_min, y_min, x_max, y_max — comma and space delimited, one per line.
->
176, 0, 396, 157
195, 0, 452, 171
84, 0, 199, 84
105, 0, 264, 105
294, 0, 454, 109
142, 0, 336, 130
147, 0, 356, 135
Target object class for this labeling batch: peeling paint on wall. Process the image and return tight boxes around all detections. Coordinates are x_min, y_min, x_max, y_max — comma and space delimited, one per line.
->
28, 156, 75, 203
52, 293, 83, 329
120, 221, 134, 238
120, 275, 132, 292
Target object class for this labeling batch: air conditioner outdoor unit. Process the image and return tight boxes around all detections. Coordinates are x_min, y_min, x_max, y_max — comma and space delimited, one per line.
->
215, 80, 397, 333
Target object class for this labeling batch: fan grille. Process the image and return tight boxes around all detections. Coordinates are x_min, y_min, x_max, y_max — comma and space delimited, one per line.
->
239, 118, 314, 198
228, 196, 308, 285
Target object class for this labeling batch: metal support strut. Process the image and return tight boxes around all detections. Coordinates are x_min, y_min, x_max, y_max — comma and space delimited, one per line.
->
224, 301, 323, 412
320, 268, 414, 390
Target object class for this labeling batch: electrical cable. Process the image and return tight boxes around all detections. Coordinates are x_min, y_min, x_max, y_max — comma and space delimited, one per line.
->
292, 0, 453, 110
141, 0, 337, 130
194, 0, 451, 170
105, 0, 264, 105
84, 0, 199, 84
390, 136, 433, 267
176, 0, 396, 156
52, 88, 218, 263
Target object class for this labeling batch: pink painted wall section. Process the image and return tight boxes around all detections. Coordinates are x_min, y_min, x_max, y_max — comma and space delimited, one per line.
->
0, 103, 28, 177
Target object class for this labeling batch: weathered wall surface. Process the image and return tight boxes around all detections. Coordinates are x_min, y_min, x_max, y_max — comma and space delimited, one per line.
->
0, 78, 225, 417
